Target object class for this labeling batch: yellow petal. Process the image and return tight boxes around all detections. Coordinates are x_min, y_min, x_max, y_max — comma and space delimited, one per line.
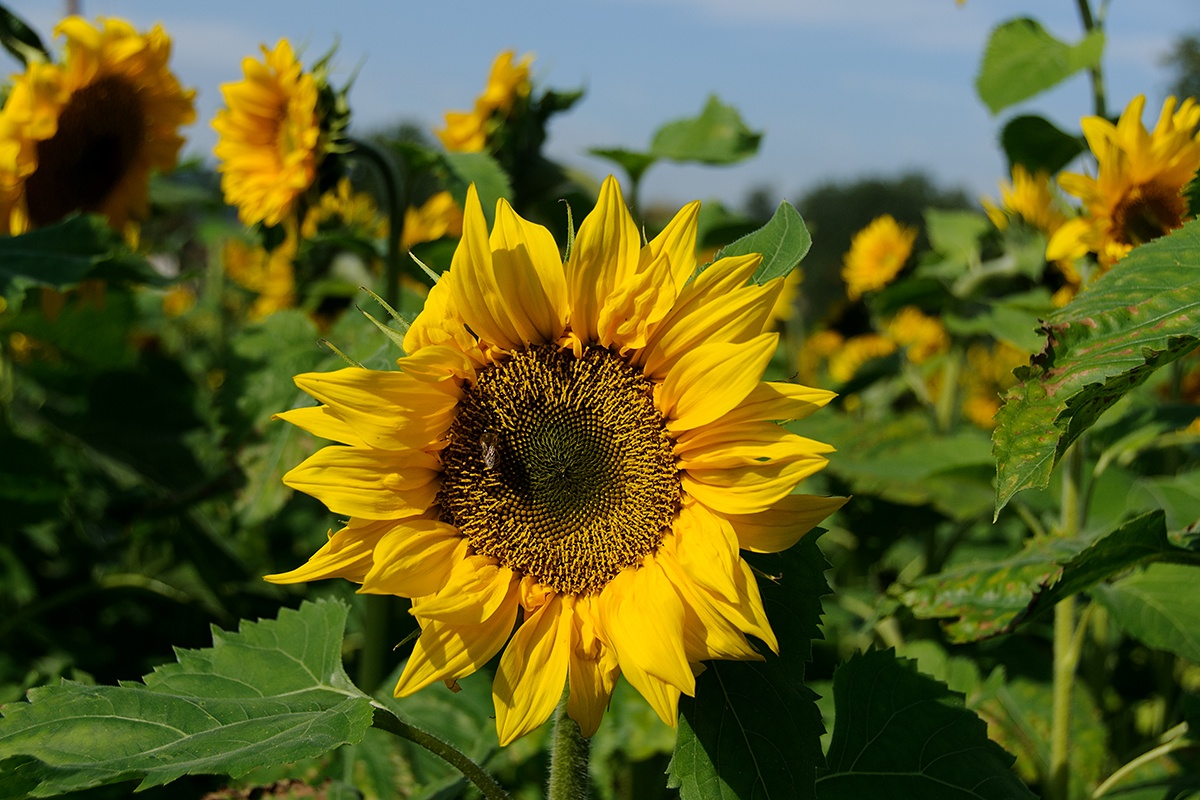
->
673, 501, 740, 604
490, 198, 567, 343
273, 405, 367, 447
414, 555, 518, 624
566, 176, 640, 342
283, 446, 439, 519
566, 595, 619, 737
264, 518, 393, 584
658, 541, 765, 661
657, 334, 778, 431
448, 184, 522, 350
293, 368, 458, 450
404, 270, 463, 355
599, 555, 695, 701
394, 584, 520, 696
723, 494, 849, 553
494, 594, 572, 745
642, 199, 701, 292
1046, 216, 1093, 262
359, 520, 465, 597
676, 420, 834, 470
682, 455, 827, 516
714, 380, 837, 426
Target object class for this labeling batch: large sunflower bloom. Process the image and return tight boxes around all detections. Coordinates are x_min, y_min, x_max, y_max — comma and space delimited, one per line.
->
268, 176, 844, 744
213, 39, 321, 227
1047, 95, 1200, 268
841, 214, 917, 300
0, 16, 195, 235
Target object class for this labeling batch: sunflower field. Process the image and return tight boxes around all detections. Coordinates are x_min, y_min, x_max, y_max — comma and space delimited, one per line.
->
3, 2, 1200, 799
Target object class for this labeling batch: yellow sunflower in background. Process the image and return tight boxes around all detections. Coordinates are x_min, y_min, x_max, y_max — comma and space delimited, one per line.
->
841, 214, 917, 300
437, 50, 533, 153
982, 164, 1067, 235
402, 190, 464, 251
268, 176, 844, 744
0, 16, 195, 235
213, 39, 321, 227
826, 333, 897, 383
301, 177, 388, 241
224, 228, 298, 320
1048, 94, 1200, 268
885, 306, 949, 365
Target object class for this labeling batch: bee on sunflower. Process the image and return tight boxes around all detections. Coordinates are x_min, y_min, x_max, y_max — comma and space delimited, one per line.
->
267, 176, 844, 745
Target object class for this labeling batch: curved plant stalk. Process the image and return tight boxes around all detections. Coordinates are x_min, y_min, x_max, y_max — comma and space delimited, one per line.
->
1074, 0, 1107, 118
370, 704, 512, 800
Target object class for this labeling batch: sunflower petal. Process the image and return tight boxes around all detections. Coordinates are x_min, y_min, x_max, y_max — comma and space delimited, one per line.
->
490, 198, 567, 343
449, 184, 523, 350
567, 176, 640, 342
723, 493, 849, 553
359, 520, 465, 598
682, 455, 828, 515
415, 556, 518, 624
282, 446, 439, 519
273, 405, 367, 447
264, 518, 393, 584
494, 595, 572, 745
566, 595, 619, 737
394, 585, 520, 696
658, 334, 778, 431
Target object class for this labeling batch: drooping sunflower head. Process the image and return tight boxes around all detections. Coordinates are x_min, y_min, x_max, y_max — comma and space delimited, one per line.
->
841, 214, 917, 300
436, 50, 533, 153
1048, 94, 1200, 268
982, 164, 1067, 235
267, 176, 845, 744
213, 39, 350, 228
0, 16, 195, 235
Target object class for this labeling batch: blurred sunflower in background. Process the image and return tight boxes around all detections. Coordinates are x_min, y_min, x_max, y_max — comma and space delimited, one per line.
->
267, 176, 843, 745
1048, 94, 1200, 269
0, 16, 195, 235
982, 163, 1067, 236
841, 213, 917, 300
437, 50, 533, 153
213, 39, 349, 228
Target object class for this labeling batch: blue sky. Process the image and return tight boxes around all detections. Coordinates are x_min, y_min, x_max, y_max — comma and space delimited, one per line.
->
4, 0, 1197, 209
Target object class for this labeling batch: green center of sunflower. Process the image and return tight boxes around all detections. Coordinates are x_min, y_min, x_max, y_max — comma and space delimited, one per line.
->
438, 344, 680, 595
1112, 182, 1187, 247
26, 75, 146, 228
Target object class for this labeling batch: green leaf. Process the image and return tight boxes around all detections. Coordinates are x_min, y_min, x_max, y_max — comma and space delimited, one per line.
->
1000, 114, 1086, 175
976, 18, 1105, 114
650, 95, 762, 165
0, 599, 374, 796
440, 151, 513, 225
993, 220, 1200, 514
0, 216, 163, 295
1094, 563, 1200, 662
587, 147, 659, 184
0, 5, 49, 66
668, 535, 829, 800
924, 208, 990, 263
898, 510, 1200, 641
816, 649, 1034, 800
714, 201, 811, 284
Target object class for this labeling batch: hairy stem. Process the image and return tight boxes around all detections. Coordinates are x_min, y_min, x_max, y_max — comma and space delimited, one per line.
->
371, 705, 511, 800
1074, 0, 1107, 118
548, 693, 591, 800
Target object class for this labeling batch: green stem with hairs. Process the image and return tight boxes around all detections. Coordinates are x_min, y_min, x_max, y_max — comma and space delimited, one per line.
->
548, 694, 592, 800
1049, 441, 1086, 800
371, 706, 511, 800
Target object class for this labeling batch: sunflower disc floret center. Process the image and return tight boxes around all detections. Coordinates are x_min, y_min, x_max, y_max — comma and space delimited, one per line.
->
438, 344, 680, 594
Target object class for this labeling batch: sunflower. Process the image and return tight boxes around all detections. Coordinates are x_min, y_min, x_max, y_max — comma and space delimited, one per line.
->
982, 164, 1068, 235
885, 306, 949, 365
0, 16, 195, 235
212, 39, 322, 227
1047, 95, 1200, 268
841, 214, 917, 300
826, 333, 897, 383
436, 50, 533, 153
268, 176, 843, 744
223, 228, 298, 320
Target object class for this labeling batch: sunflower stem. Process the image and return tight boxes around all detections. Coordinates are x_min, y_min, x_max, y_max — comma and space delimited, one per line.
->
1074, 0, 1107, 118
347, 136, 407, 308
548, 694, 591, 800
1049, 440, 1086, 800
934, 342, 963, 434
370, 706, 512, 800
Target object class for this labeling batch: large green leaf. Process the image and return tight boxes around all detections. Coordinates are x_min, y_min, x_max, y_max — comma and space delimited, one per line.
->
976, 18, 1105, 114
0, 599, 373, 796
993, 220, 1200, 514
440, 151, 513, 225
650, 95, 762, 165
714, 201, 812, 284
816, 649, 1034, 800
667, 535, 829, 800
897, 511, 1200, 641
1094, 563, 1200, 662
0, 216, 164, 296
